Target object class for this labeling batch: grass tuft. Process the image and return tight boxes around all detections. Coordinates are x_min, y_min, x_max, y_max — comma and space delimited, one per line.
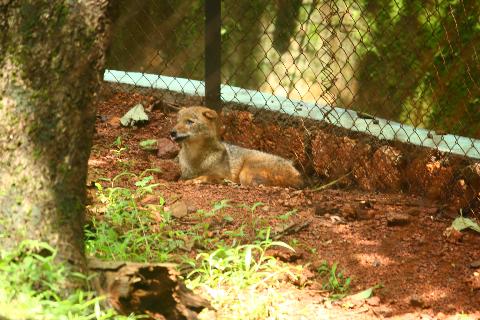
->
0, 239, 140, 320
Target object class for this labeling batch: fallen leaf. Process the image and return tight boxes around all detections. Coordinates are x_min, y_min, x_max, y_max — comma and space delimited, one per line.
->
348, 285, 382, 301
120, 104, 149, 127
451, 216, 480, 233
168, 200, 188, 219
139, 139, 158, 151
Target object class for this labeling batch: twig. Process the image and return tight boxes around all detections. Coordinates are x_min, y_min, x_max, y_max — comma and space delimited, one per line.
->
272, 220, 311, 240
311, 171, 352, 192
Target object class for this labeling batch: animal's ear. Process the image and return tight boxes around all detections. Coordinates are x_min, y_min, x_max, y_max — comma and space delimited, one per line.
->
202, 109, 218, 120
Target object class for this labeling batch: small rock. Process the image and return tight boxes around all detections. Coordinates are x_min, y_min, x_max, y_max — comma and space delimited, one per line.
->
168, 200, 188, 219
183, 238, 194, 252
270, 249, 303, 263
446, 304, 456, 312
108, 116, 121, 128
405, 207, 422, 217
314, 204, 328, 216
374, 305, 393, 317
387, 213, 410, 226
461, 163, 480, 189
314, 202, 340, 216
357, 209, 376, 220
340, 203, 357, 220
140, 195, 159, 206
187, 204, 198, 214
469, 259, 480, 269
359, 200, 374, 209
98, 114, 108, 122
409, 295, 425, 308
157, 138, 180, 159
467, 272, 480, 290
366, 296, 380, 306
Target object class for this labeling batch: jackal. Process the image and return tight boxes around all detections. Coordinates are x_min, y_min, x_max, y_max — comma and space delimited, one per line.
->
170, 106, 303, 188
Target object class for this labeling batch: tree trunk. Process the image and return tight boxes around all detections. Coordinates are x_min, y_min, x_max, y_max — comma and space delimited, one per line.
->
0, 1, 112, 275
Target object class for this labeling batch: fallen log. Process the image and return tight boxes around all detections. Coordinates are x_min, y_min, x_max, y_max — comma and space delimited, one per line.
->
88, 259, 211, 320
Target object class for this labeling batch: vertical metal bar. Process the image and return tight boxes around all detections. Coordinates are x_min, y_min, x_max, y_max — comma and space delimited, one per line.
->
205, 0, 221, 111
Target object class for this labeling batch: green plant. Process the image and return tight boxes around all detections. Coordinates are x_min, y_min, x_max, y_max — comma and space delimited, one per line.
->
112, 136, 122, 148
0, 239, 140, 319
278, 209, 297, 221
238, 201, 266, 240
317, 261, 351, 300
187, 230, 294, 290
185, 231, 305, 319
289, 238, 299, 248
139, 139, 157, 151
196, 199, 231, 218
85, 172, 177, 262
255, 227, 271, 240
223, 224, 246, 240
111, 136, 127, 156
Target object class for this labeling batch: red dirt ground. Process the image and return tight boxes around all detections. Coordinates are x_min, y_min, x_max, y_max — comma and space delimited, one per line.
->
88, 88, 480, 319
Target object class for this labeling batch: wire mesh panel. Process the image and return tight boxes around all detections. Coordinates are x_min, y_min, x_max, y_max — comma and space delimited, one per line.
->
220, 0, 480, 155
104, 0, 480, 159
105, 0, 205, 93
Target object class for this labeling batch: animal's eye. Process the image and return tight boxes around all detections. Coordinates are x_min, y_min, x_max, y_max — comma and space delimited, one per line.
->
186, 119, 194, 125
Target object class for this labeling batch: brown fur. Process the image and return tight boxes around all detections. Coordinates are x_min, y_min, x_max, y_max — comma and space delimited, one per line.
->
170, 106, 303, 188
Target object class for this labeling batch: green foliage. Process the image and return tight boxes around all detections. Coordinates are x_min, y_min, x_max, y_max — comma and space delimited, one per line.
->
85, 176, 356, 318
186, 231, 295, 290
138, 139, 157, 151
86, 174, 180, 262
451, 216, 480, 233
0, 240, 139, 319
86, 175, 240, 263
195, 199, 231, 218
317, 261, 351, 300
237, 201, 268, 240
111, 136, 127, 156
278, 209, 297, 221
185, 232, 301, 320
347, 284, 383, 301
350, 0, 480, 137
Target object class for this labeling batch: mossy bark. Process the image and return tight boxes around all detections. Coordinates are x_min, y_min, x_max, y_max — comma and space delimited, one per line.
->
0, 1, 112, 273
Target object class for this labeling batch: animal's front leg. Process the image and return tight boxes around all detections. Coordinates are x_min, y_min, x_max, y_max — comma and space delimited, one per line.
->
183, 175, 223, 185
184, 175, 210, 184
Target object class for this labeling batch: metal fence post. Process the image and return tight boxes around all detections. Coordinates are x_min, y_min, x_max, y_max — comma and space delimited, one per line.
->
205, 0, 221, 111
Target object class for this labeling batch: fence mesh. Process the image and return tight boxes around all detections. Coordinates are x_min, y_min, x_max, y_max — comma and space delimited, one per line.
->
106, 1, 204, 82
105, 0, 480, 158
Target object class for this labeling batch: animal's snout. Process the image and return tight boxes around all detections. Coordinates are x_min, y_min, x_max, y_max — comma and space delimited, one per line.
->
170, 129, 189, 142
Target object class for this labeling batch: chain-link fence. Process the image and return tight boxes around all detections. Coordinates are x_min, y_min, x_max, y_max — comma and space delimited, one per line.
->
104, 0, 480, 160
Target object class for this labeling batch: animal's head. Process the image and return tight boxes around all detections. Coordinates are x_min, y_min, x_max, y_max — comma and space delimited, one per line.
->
170, 106, 221, 143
